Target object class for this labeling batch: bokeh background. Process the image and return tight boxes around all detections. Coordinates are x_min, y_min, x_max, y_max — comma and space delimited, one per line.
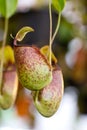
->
0, 0, 87, 130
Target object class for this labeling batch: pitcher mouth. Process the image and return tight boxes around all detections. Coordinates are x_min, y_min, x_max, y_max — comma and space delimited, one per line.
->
14, 44, 52, 71
13, 38, 38, 47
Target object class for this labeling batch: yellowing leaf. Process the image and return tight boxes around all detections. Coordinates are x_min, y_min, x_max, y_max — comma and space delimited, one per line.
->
40, 45, 57, 64
0, 45, 15, 65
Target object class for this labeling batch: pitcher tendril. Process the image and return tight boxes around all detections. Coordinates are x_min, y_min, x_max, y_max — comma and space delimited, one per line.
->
48, 0, 61, 66
51, 13, 61, 44
49, 0, 52, 66
0, 18, 8, 92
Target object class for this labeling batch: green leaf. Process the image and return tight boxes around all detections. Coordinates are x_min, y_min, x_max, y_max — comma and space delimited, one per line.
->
0, 0, 18, 18
52, 0, 66, 13
15, 26, 34, 42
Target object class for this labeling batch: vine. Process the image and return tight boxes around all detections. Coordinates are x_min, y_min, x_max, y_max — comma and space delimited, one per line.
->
48, 0, 65, 66
0, 18, 8, 92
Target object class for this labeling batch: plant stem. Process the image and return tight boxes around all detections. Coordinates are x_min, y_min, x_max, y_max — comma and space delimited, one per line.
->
51, 13, 61, 45
0, 18, 8, 93
49, 0, 52, 66
48, 1, 61, 66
